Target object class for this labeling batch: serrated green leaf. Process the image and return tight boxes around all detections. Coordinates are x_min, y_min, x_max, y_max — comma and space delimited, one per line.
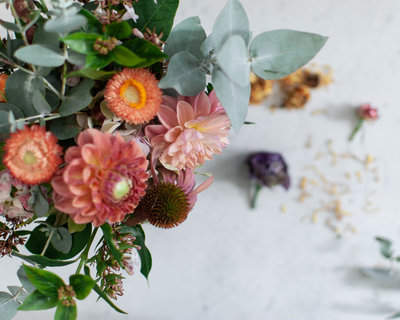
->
69, 275, 94, 300
32, 90, 52, 115
164, 16, 206, 59
110, 45, 146, 67
92, 283, 127, 314
23, 265, 65, 297
47, 115, 81, 140
13, 252, 78, 267
158, 51, 206, 96
123, 38, 167, 68
31, 185, 50, 217
250, 29, 327, 80
59, 79, 94, 116
45, 15, 87, 34
131, 0, 179, 41
216, 35, 250, 87
0, 292, 19, 320
18, 289, 58, 311
55, 302, 77, 320
101, 224, 123, 267
51, 227, 73, 255
212, 0, 250, 52
15, 44, 65, 67
106, 21, 132, 39
212, 66, 249, 132
62, 33, 100, 54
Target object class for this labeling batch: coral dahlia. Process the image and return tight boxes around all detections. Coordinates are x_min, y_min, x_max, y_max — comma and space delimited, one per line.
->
104, 68, 162, 124
145, 91, 231, 170
52, 129, 148, 227
4, 125, 63, 184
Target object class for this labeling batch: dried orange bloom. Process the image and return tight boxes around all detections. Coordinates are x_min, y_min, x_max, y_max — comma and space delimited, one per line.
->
282, 85, 310, 109
104, 68, 162, 124
0, 74, 8, 103
250, 73, 273, 105
4, 125, 63, 184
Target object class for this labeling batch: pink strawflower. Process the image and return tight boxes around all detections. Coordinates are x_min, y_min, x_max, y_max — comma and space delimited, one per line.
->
358, 103, 378, 120
145, 91, 231, 170
52, 129, 149, 227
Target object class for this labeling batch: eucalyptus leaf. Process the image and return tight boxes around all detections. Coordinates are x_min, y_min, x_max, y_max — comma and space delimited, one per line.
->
55, 302, 77, 320
0, 103, 24, 119
212, 66, 250, 132
15, 44, 65, 67
67, 51, 86, 66
200, 33, 215, 59
59, 79, 94, 116
31, 185, 49, 217
389, 311, 400, 319
17, 266, 36, 293
249, 29, 328, 80
212, 0, 250, 51
32, 90, 52, 116
18, 289, 58, 311
0, 110, 11, 136
0, 20, 20, 32
158, 51, 206, 96
33, 26, 60, 49
22, 265, 65, 298
23, 11, 41, 32
45, 15, 87, 34
164, 16, 207, 59
51, 227, 73, 255
0, 292, 19, 320
216, 35, 250, 87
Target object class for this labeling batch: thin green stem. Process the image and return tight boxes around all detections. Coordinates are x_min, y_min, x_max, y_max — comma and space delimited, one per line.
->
39, 0, 48, 13
250, 183, 262, 209
75, 227, 99, 275
349, 119, 364, 141
39, 75, 62, 99
60, 45, 68, 97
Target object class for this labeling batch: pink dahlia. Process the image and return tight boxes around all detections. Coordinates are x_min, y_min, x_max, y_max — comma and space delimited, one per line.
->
145, 91, 231, 170
52, 129, 149, 227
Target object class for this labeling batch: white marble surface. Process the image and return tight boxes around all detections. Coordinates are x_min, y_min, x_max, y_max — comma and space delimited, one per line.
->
2, 0, 400, 319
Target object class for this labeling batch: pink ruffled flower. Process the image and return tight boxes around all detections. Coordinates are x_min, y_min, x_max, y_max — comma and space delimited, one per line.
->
145, 91, 230, 170
52, 129, 149, 227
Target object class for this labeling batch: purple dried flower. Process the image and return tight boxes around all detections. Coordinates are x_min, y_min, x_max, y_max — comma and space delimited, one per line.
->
246, 152, 290, 208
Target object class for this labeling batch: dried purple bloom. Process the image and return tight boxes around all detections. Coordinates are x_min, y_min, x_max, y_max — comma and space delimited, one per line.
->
246, 152, 290, 208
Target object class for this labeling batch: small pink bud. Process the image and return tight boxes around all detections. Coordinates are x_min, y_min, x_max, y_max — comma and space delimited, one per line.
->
358, 103, 378, 120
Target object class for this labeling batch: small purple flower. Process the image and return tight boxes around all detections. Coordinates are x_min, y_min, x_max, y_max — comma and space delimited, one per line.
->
246, 152, 290, 208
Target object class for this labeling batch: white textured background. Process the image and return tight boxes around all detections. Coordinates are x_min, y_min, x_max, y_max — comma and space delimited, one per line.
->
2, 0, 400, 319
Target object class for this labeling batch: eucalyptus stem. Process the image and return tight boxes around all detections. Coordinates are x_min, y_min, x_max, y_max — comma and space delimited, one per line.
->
75, 227, 99, 275
40, 228, 55, 256
349, 119, 364, 141
250, 183, 262, 209
60, 45, 68, 98
0, 53, 35, 75
39, 75, 62, 99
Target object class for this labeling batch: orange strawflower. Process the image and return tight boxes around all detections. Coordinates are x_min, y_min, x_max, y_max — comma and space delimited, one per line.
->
4, 125, 63, 184
0, 74, 8, 103
104, 68, 162, 124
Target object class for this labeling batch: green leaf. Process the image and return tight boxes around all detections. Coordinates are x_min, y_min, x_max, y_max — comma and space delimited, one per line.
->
45, 15, 87, 34
216, 35, 250, 87
18, 289, 58, 311
59, 79, 94, 116
47, 115, 81, 140
5, 70, 46, 117
0, 292, 19, 320
106, 21, 132, 39
13, 252, 78, 267
79, 8, 103, 34
123, 38, 167, 68
110, 45, 146, 67
0, 110, 11, 136
67, 218, 86, 234
389, 311, 400, 319
14, 44, 65, 67
376, 236, 393, 259
17, 266, 36, 293
23, 265, 65, 297
23, 11, 41, 33
0, 20, 20, 32
55, 302, 77, 320
101, 224, 123, 267
212, 0, 250, 52
212, 66, 250, 132
51, 227, 73, 254
33, 26, 60, 48
92, 284, 127, 314
32, 90, 52, 116
158, 51, 206, 96
31, 185, 50, 217
69, 275, 94, 300
250, 30, 328, 80
0, 103, 24, 119
67, 68, 115, 81
67, 51, 86, 66
131, 0, 179, 41
120, 225, 152, 280
164, 16, 206, 60
62, 33, 100, 54
84, 53, 113, 70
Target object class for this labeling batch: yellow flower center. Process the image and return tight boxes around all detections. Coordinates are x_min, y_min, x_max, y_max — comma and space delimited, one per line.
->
112, 178, 132, 201
120, 79, 147, 109
23, 151, 37, 165
187, 122, 206, 132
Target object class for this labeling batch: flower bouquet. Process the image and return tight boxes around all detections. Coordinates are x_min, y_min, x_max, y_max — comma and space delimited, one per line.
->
0, 0, 326, 318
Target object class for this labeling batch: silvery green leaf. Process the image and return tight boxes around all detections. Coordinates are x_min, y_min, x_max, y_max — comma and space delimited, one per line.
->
0, 20, 20, 32
45, 15, 87, 34
0, 110, 10, 136
67, 50, 86, 66
59, 79, 94, 116
33, 26, 60, 49
200, 33, 215, 59
359, 267, 400, 286
23, 11, 41, 32
216, 35, 250, 87
32, 90, 52, 116
0, 103, 24, 119
50, 227, 72, 254
17, 266, 35, 293
5, 70, 45, 117
15, 45, 65, 67
0, 292, 19, 320
250, 29, 328, 80
164, 16, 207, 60
212, 0, 250, 52
212, 66, 250, 132
159, 51, 206, 96
7, 287, 28, 301
31, 185, 49, 217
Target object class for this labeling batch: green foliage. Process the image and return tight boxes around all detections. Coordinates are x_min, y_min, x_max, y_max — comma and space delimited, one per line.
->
0, 292, 20, 320
84, 53, 113, 69
51, 228, 73, 255
13, 252, 78, 267
45, 0, 87, 34
14, 45, 65, 67
67, 68, 115, 80
67, 218, 86, 234
106, 21, 132, 40
23, 265, 65, 297
375, 236, 394, 259
18, 290, 58, 311
17, 266, 36, 293
55, 302, 77, 320
123, 38, 167, 68
0, 103, 24, 119
47, 115, 81, 140
131, 0, 179, 41
62, 33, 100, 55
30, 185, 50, 217
100, 224, 123, 268
69, 275, 94, 300
59, 79, 94, 116
110, 45, 145, 67
32, 90, 52, 115
92, 283, 127, 314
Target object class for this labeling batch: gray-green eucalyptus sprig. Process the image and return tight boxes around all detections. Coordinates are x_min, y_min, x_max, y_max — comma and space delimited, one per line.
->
159, 0, 328, 131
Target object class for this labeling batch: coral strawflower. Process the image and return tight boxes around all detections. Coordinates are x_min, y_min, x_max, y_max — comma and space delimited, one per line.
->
126, 168, 213, 229
3, 125, 63, 184
52, 129, 149, 227
0, 73, 8, 102
104, 68, 162, 124
145, 91, 231, 170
